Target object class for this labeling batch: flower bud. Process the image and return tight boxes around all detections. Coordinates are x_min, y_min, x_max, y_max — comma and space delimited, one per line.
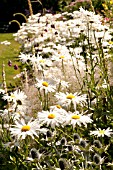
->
14, 64, 18, 70
30, 148, 38, 159
8, 60, 12, 66
73, 133, 80, 141
93, 154, 101, 164
59, 158, 67, 170
60, 137, 67, 145
80, 140, 87, 148
67, 145, 73, 151
93, 140, 102, 148
46, 130, 52, 138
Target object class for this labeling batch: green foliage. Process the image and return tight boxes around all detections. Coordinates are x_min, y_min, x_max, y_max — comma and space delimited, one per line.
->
92, 0, 105, 13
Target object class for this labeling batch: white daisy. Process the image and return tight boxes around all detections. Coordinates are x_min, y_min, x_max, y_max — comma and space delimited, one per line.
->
0, 108, 15, 121
50, 104, 66, 111
35, 55, 53, 71
18, 53, 31, 63
55, 92, 87, 111
1, 40, 11, 45
0, 89, 5, 94
90, 127, 113, 137
37, 110, 65, 128
49, 105, 68, 118
2, 89, 27, 105
64, 111, 93, 128
11, 111, 25, 120
9, 118, 40, 140
35, 79, 56, 93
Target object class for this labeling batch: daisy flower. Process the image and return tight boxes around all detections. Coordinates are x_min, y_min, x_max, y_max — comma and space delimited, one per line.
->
0, 89, 5, 94
50, 105, 67, 115
0, 108, 15, 121
64, 111, 93, 128
9, 118, 40, 140
35, 78, 56, 93
37, 110, 65, 128
90, 127, 113, 137
18, 53, 31, 64
2, 89, 27, 105
1, 40, 11, 45
11, 111, 25, 120
35, 55, 53, 71
55, 92, 87, 111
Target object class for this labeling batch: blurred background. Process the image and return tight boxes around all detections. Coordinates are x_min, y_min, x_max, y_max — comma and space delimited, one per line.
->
0, 0, 104, 33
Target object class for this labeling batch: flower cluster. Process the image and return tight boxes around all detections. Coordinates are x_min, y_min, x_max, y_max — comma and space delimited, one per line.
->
1, 6, 113, 170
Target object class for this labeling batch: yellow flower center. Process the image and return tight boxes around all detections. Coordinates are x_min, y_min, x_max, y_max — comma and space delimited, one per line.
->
66, 94, 75, 99
48, 113, 56, 119
17, 111, 21, 114
109, 41, 113, 44
42, 81, 49, 87
71, 114, 80, 119
56, 105, 61, 109
39, 59, 45, 63
59, 56, 65, 59
99, 130, 105, 135
21, 125, 31, 132
10, 94, 16, 99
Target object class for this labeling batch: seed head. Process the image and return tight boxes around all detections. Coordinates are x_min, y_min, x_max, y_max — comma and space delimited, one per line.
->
30, 148, 39, 159
60, 137, 67, 145
59, 158, 67, 170
46, 130, 52, 138
14, 64, 18, 70
93, 140, 102, 148
73, 133, 80, 141
93, 154, 101, 164
80, 140, 87, 148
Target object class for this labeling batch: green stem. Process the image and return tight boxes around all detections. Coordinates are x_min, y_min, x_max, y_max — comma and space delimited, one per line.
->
70, 55, 82, 90
9, 20, 21, 28
13, 13, 28, 22
57, 127, 73, 141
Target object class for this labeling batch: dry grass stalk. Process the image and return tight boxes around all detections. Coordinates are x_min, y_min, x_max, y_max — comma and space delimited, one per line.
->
27, 0, 33, 15
2, 62, 7, 94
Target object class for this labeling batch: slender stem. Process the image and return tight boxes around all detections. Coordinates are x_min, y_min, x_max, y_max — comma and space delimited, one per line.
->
9, 20, 21, 28
27, 0, 33, 15
61, 59, 66, 81
43, 89, 48, 110
89, 0, 95, 12
57, 81, 61, 92
13, 13, 28, 22
57, 127, 73, 141
70, 55, 82, 90
2, 62, 7, 94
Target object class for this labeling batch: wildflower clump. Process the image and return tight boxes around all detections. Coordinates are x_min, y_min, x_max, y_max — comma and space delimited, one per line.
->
0, 6, 113, 169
